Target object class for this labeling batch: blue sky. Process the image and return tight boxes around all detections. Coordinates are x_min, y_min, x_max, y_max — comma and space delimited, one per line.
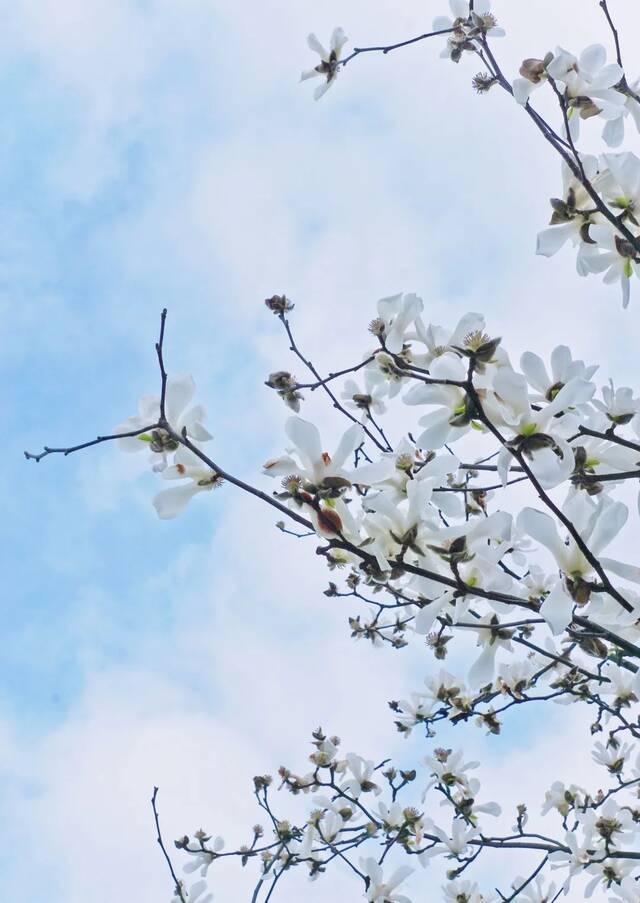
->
2, 1, 640, 900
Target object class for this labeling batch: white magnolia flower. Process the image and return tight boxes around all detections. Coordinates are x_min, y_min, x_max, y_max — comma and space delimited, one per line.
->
183, 837, 224, 878
433, 1, 504, 63
465, 614, 514, 689
340, 754, 381, 798
448, 777, 501, 819
300, 28, 348, 100
517, 495, 628, 633
494, 658, 535, 697
580, 797, 634, 848
549, 827, 597, 876
541, 781, 585, 816
570, 432, 640, 482
521, 564, 556, 601
153, 446, 221, 519
512, 56, 549, 106
410, 311, 485, 368
403, 353, 472, 450
602, 77, 640, 146
593, 379, 640, 424
115, 375, 212, 468
592, 739, 633, 773
341, 372, 387, 419
171, 879, 213, 903
263, 416, 368, 484
393, 693, 435, 736
602, 151, 640, 216
442, 879, 492, 902
424, 749, 479, 794
364, 476, 436, 555
420, 818, 479, 864
598, 663, 640, 709
378, 801, 406, 830
512, 874, 558, 903
317, 809, 344, 844
492, 367, 594, 489
359, 857, 414, 903
546, 44, 625, 143
423, 670, 467, 707
581, 223, 640, 308
585, 858, 635, 898
610, 877, 640, 901
536, 156, 605, 260
376, 292, 424, 354
520, 345, 598, 403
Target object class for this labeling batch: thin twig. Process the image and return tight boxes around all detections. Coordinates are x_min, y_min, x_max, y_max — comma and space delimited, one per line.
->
340, 28, 455, 67
24, 425, 158, 462
151, 787, 186, 903
156, 308, 169, 422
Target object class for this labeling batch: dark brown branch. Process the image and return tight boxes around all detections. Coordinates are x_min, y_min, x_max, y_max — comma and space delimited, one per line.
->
578, 469, 640, 483
156, 308, 169, 422
176, 429, 315, 531
575, 426, 640, 454
292, 355, 377, 390
151, 787, 186, 903
340, 28, 455, 67
600, 0, 623, 67
24, 425, 158, 462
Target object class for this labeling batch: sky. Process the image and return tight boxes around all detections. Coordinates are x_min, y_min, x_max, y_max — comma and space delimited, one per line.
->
2, 0, 640, 900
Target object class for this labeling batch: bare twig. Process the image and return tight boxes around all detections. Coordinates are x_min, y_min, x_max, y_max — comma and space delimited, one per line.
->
151, 787, 186, 903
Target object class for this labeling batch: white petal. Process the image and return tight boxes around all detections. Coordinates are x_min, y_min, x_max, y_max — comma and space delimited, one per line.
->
314, 79, 334, 101
153, 484, 200, 519
541, 582, 574, 635
536, 224, 574, 257
416, 411, 454, 449
602, 151, 640, 199
450, 0, 469, 17
588, 500, 628, 555
493, 368, 531, 417
520, 351, 550, 394
115, 416, 149, 452
332, 423, 364, 471
262, 454, 298, 476
590, 62, 624, 90
512, 77, 534, 105
547, 47, 576, 80
300, 67, 321, 82
386, 865, 414, 891
496, 446, 512, 486
602, 115, 625, 148
599, 557, 640, 584
543, 378, 595, 419
285, 417, 322, 470
448, 312, 485, 348
330, 27, 348, 56
517, 507, 565, 563
468, 645, 498, 689
529, 439, 574, 489
307, 33, 328, 58
350, 459, 394, 485
578, 43, 606, 77
165, 375, 196, 425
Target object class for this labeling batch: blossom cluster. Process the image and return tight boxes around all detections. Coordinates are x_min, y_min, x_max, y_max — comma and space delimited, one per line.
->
110, 295, 640, 900
174, 721, 640, 901
300, 2, 640, 305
